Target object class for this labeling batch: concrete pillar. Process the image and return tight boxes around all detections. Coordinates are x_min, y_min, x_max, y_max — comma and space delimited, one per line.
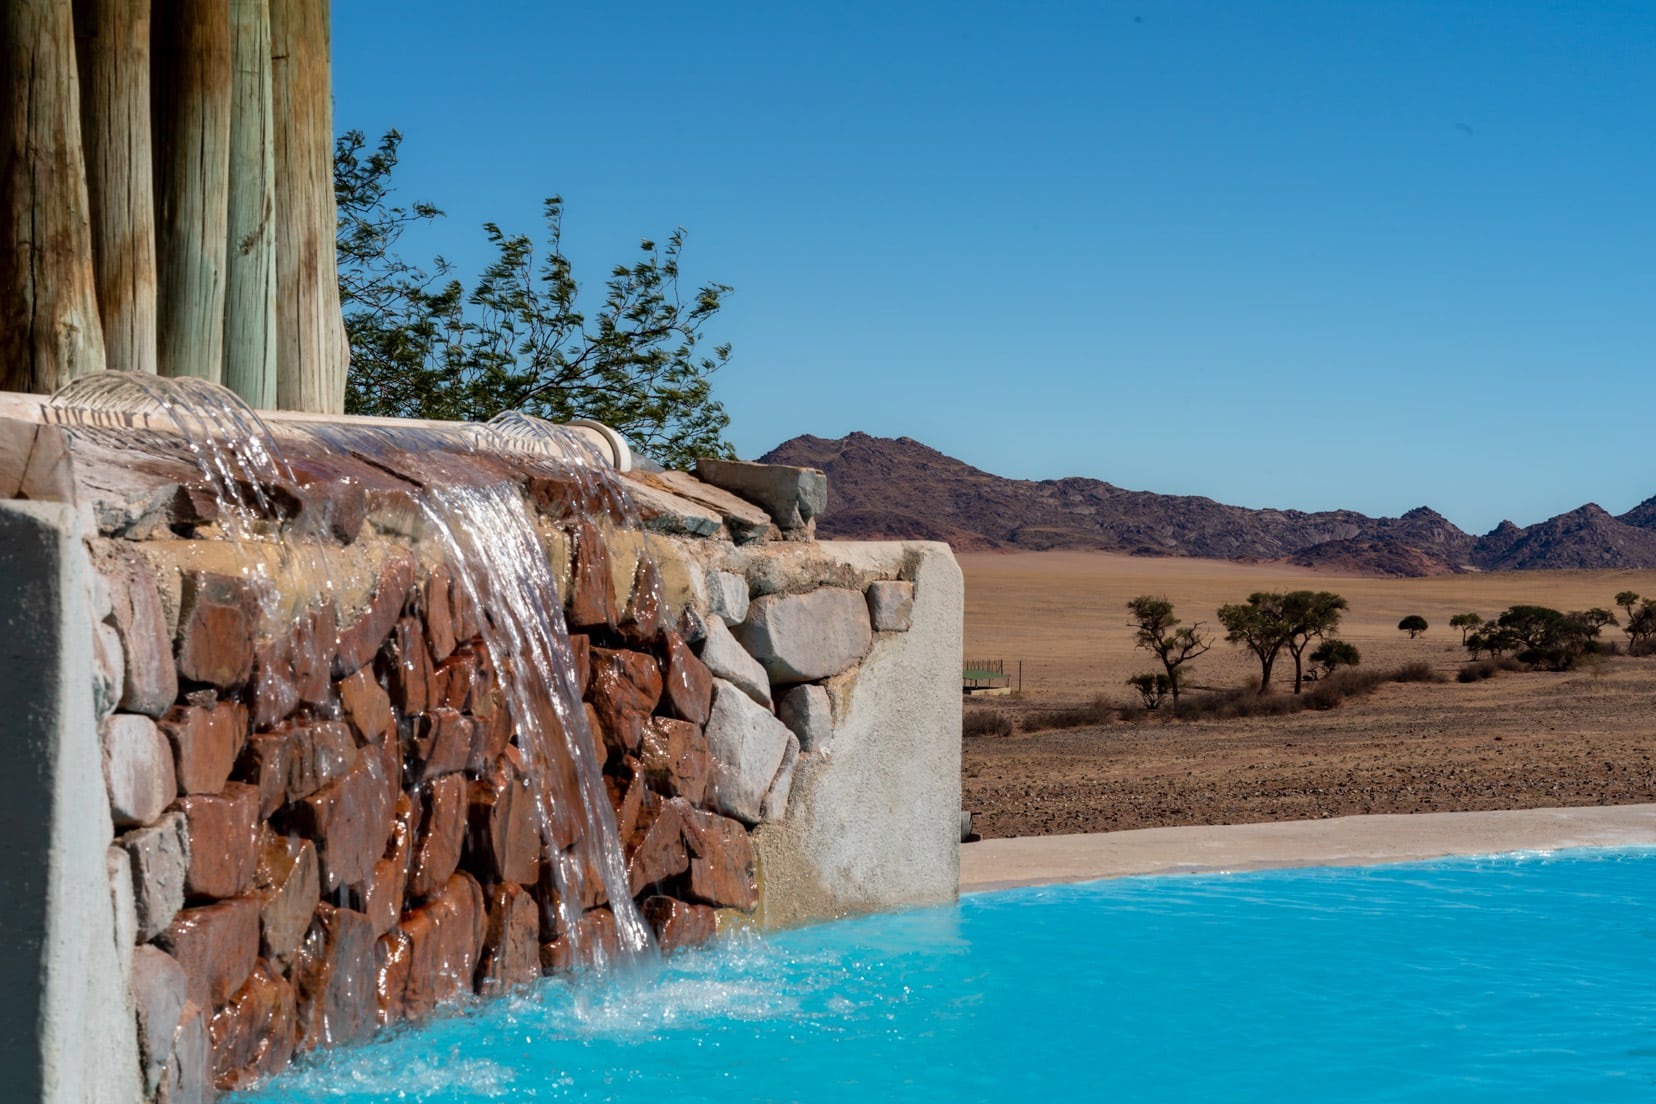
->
0, 500, 140, 1103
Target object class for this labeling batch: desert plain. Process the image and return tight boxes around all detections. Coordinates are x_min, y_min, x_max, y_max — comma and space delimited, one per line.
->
959, 551, 1656, 838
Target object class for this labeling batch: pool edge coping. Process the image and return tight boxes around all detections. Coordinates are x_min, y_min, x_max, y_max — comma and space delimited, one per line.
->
958, 804, 1656, 893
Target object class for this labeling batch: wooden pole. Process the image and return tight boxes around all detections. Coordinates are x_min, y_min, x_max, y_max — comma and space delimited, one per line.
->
224, 0, 277, 407
271, 0, 348, 414
0, 0, 108, 394
72, 0, 157, 377
151, 0, 231, 383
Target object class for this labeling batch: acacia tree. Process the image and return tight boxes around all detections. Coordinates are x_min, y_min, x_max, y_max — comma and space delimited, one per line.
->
1126, 595, 1212, 707
1449, 612, 1483, 643
335, 129, 735, 468
1283, 591, 1349, 693
1217, 592, 1294, 692
1308, 638, 1360, 680
1397, 615, 1429, 639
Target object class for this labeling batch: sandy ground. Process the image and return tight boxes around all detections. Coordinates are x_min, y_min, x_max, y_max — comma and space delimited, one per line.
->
959, 552, 1656, 839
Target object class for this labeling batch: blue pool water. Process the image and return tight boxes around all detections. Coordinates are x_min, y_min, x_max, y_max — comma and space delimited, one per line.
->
241, 847, 1656, 1102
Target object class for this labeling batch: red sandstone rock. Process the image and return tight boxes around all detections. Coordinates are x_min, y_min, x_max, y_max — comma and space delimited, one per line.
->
400, 872, 485, 1020
175, 572, 259, 690
108, 551, 178, 717
613, 767, 645, 847
581, 701, 610, 770
432, 649, 477, 711
356, 793, 416, 937
372, 928, 413, 1027
539, 907, 620, 974
131, 944, 188, 1094
408, 774, 469, 899
249, 634, 300, 729
281, 719, 359, 803
102, 713, 178, 828
178, 782, 260, 899
292, 904, 377, 1052
628, 798, 690, 897
586, 647, 663, 757
333, 553, 415, 677
568, 632, 592, 697
253, 832, 319, 964
160, 700, 248, 796
642, 895, 718, 955
622, 557, 666, 642
382, 615, 435, 715
337, 667, 395, 746
660, 631, 714, 726
287, 749, 396, 892
292, 601, 339, 707
681, 807, 759, 912
156, 896, 260, 1010
477, 882, 541, 996
234, 729, 290, 818
567, 520, 618, 628
408, 706, 472, 782
422, 564, 459, 664
467, 691, 512, 773
285, 456, 369, 544
640, 715, 711, 807
468, 758, 541, 886
209, 960, 297, 1091
162, 998, 210, 1104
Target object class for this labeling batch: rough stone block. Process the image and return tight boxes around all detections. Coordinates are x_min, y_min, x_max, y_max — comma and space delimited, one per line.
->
372, 929, 413, 1028
103, 713, 178, 828
681, 808, 759, 912
357, 794, 415, 938
468, 759, 540, 886
159, 700, 247, 796
119, 812, 190, 940
408, 773, 469, 900
568, 632, 592, 697
865, 579, 915, 632
641, 470, 772, 543
208, 961, 297, 1092
132, 945, 188, 1094
422, 563, 459, 664
108, 846, 137, 956
734, 587, 872, 684
627, 798, 690, 897
333, 553, 415, 677
107, 551, 178, 717
408, 706, 473, 782
477, 882, 541, 996
660, 631, 713, 726
400, 872, 485, 1020
161, 999, 210, 1104
696, 616, 771, 708
281, 719, 359, 803
234, 729, 290, 819
640, 715, 710, 806
706, 569, 751, 625
567, 519, 619, 629
178, 782, 261, 899
586, 646, 663, 757
253, 833, 320, 964
642, 895, 718, 955
287, 749, 396, 892
431, 649, 477, 711
292, 904, 376, 1052
703, 679, 793, 825
174, 572, 257, 690
777, 683, 832, 753
382, 615, 434, 715
539, 907, 620, 974
156, 896, 260, 1011
694, 457, 827, 530
337, 666, 395, 745
760, 732, 801, 824
92, 620, 124, 720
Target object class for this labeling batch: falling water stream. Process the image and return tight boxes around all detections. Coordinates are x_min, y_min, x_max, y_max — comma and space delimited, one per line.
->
48, 371, 659, 969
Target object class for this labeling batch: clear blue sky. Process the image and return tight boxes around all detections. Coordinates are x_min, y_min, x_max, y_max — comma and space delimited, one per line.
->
331, 2, 1656, 535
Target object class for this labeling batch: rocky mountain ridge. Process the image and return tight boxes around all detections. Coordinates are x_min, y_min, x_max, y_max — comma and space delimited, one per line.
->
758, 432, 1656, 577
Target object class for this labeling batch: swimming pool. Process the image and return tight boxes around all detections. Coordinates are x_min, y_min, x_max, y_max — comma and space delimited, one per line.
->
239, 847, 1656, 1102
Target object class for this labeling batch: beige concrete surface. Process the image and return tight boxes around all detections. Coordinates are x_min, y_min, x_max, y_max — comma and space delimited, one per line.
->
960, 804, 1656, 892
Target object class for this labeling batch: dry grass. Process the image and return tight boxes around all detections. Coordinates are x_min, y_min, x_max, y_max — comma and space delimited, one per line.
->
959, 550, 1656, 700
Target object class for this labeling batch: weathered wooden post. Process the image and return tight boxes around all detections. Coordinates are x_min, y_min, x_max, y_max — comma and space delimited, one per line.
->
152, 0, 232, 384
225, 0, 278, 407
0, 0, 108, 393
72, 0, 159, 377
271, 0, 348, 414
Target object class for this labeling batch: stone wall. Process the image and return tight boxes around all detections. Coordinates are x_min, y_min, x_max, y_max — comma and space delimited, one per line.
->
0, 399, 962, 1102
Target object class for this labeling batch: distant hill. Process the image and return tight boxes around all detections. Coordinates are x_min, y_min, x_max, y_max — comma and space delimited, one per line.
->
758, 432, 1656, 577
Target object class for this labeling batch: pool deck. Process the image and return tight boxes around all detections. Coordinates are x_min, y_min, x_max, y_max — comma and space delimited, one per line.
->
959, 804, 1656, 892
